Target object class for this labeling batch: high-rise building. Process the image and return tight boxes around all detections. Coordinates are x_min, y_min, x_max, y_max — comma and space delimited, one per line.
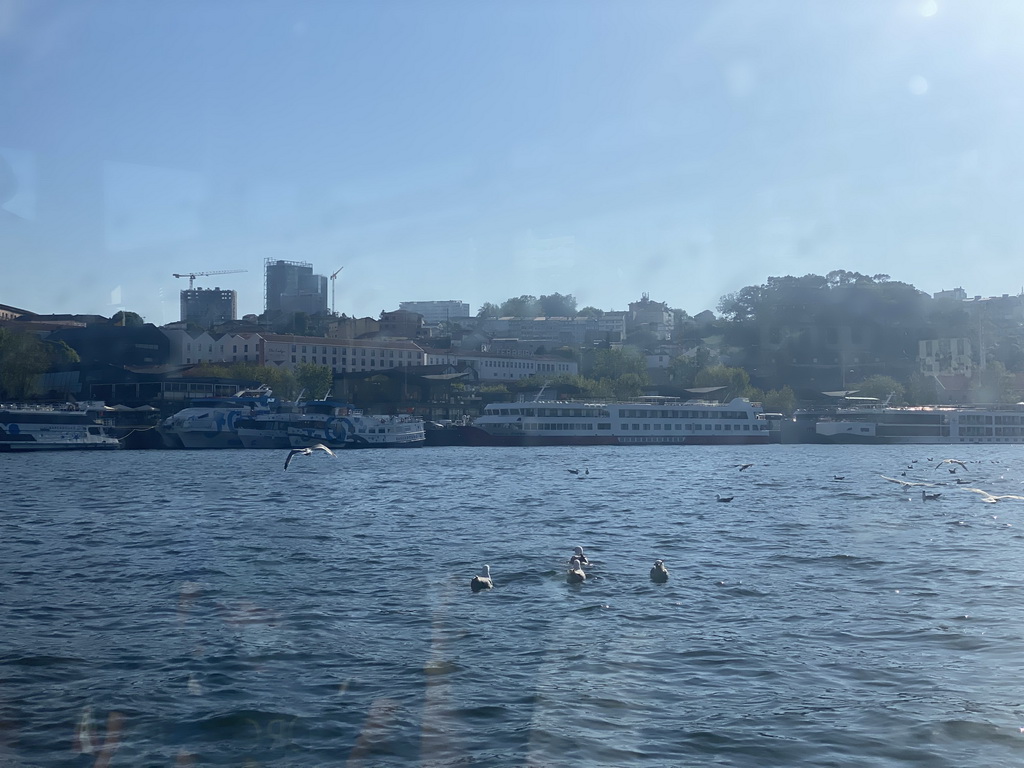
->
180, 287, 237, 329
265, 259, 329, 315
398, 300, 471, 325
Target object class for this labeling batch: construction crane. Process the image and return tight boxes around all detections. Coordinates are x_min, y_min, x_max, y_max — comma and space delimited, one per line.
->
330, 266, 344, 315
172, 269, 247, 290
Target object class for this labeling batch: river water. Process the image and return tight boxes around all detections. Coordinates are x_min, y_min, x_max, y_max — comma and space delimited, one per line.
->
3, 444, 1024, 767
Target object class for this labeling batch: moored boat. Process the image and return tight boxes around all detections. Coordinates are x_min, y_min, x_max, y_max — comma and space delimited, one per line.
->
286, 400, 425, 449
0, 402, 122, 451
158, 386, 275, 449
808, 401, 1024, 444
470, 396, 772, 446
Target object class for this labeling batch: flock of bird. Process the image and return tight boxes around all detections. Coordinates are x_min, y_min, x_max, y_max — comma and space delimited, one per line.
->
879, 457, 1024, 503
471, 546, 671, 592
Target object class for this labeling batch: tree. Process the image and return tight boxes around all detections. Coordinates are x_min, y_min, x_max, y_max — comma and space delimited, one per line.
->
591, 348, 648, 382
109, 310, 145, 326
477, 302, 500, 318
295, 363, 332, 400
760, 386, 796, 414
538, 292, 577, 317
693, 365, 753, 400
577, 306, 604, 318
851, 375, 905, 404
0, 329, 50, 399
498, 295, 540, 317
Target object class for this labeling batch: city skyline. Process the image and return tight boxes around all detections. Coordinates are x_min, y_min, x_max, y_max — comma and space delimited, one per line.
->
4, 1, 1024, 323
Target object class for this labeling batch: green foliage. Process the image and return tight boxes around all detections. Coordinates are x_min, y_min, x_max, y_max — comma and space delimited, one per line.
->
109, 310, 145, 326
851, 375, 905, 404
905, 373, 939, 406
477, 302, 500, 318
577, 306, 604, 318
43, 339, 80, 365
975, 361, 1019, 404
0, 329, 49, 399
537, 292, 577, 317
189, 362, 299, 400
498, 295, 540, 317
295, 363, 332, 400
669, 347, 712, 388
693, 364, 752, 399
759, 385, 796, 415
591, 348, 648, 382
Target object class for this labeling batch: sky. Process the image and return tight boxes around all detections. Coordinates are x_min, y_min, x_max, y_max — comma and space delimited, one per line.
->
2, 0, 1024, 325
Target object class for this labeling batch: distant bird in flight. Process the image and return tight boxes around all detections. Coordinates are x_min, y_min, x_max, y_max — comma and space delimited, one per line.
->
284, 443, 336, 470
881, 475, 937, 489
964, 488, 1024, 504
935, 459, 968, 472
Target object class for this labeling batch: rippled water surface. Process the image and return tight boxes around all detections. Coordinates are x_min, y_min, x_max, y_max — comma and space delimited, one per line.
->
4, 444, 1024, 766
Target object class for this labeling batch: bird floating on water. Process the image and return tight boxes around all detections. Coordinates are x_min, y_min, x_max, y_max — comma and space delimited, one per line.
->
922, 490, 942, 501
716, 493, 734, 503
935, 459, 968, 472
650, 559, 669, 583
570, 546, 590, 566
737, 463, 754, 471
284, 443, 336, 470
567, 558, 587, 584
567, 468, 589, 476
833, 475, 845, 481
470, 564, 493, 592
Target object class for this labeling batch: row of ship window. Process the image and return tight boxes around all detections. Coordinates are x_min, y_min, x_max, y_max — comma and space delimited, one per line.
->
491, 408, 752, 419
530, 422, 764, 431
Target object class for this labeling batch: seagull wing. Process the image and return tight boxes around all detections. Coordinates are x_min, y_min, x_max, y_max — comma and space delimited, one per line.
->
311, 443, 336, 457
284, 449, 301, 470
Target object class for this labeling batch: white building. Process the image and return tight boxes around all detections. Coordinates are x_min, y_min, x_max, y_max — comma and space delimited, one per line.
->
260, 334, 425, 374
424, 350, 578, 381
163, 329, 262, 366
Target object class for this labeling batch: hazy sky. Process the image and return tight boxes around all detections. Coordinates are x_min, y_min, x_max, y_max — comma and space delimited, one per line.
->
3, 0, 1023, 324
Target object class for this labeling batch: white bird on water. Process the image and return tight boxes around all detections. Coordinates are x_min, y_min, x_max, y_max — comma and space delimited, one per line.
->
922, 490, 942, 501
567, 557, 587, 584
284, 443, 336, 470
470, 564, 493, 592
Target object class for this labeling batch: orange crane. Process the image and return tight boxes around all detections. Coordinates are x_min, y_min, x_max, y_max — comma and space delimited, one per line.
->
172, 269, 247, 290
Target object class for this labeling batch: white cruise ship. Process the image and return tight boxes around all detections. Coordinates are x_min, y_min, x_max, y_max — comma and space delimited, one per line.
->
470, 396, 772, 446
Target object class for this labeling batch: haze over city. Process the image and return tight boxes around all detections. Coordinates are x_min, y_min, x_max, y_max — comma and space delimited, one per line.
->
3, 0, 1024, 322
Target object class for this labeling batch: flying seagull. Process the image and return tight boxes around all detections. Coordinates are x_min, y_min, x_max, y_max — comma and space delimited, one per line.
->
964, 488, 1024, 504
935, 459, 968, 472
284, 443, 336, 470
881, 475, 938, 489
